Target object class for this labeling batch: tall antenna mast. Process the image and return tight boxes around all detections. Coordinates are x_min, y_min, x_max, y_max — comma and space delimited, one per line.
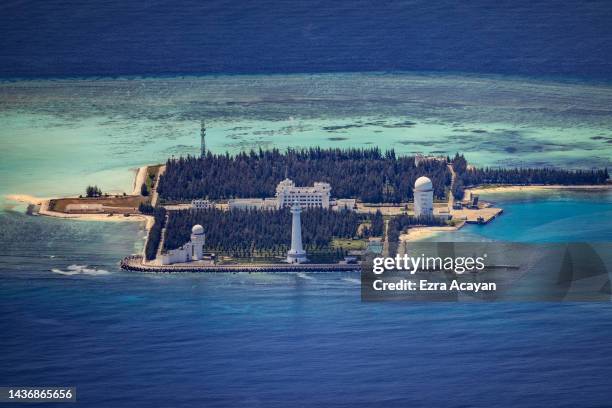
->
200, 120, 206, 157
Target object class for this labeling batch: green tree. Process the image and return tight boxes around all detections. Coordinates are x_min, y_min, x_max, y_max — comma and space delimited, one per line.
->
140, 183, 149, 197
85, 185, 102, 197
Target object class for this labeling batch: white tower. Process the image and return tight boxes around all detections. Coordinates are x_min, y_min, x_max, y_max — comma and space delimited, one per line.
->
200, 120, 206, 157
414, 176, 434, 218
287, 205, 307, 264
190, 224, 205, 261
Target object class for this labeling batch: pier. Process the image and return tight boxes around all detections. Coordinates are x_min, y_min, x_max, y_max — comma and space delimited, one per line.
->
451, 207, 504, 224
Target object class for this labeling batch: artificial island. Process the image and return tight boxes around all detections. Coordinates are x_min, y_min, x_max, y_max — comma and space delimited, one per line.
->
24, 124, 610, 272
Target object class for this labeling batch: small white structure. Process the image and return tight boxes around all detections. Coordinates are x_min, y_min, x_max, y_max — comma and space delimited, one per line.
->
276, 178, 331, 209
333, 198, 356, 211
435, 207, 452, 221
286, 205, 307, 264
191, 199, 214, 210
65, 203, 104, 213
158, 224, 205, 265
413, 176, 434, 218
415, 154, 446, 167
228, 198, 277, 211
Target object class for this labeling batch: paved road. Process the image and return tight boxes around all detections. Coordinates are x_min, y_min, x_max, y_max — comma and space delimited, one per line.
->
447, 163, 456, 208
150, 165, 166, 207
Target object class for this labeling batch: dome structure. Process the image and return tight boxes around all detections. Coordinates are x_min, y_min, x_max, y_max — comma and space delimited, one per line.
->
413, 176, 434, 218
414, 176, 433, 191
191, 224, 204, 235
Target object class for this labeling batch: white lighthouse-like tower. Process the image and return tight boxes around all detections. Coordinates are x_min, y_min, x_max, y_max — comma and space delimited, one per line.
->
287, 204, 307, 264
413, 176, 434, 218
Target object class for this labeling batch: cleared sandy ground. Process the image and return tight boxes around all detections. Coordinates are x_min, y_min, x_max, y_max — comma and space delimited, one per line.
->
36, 200, 154, 228
6, 177, 153, 229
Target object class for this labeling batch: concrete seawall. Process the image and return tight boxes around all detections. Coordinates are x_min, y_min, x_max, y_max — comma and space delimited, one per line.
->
120, 256, 360, 273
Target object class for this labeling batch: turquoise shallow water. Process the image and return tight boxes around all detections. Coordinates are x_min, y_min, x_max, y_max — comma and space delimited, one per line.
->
1, 73, 612, 406
429, 190, 612, 243
1, 73, 611, 201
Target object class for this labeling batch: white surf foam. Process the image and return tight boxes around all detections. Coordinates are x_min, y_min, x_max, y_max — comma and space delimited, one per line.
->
51, 264, 111, 276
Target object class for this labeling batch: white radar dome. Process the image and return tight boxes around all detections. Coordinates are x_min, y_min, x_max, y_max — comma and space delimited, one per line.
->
414, 176, 433, 191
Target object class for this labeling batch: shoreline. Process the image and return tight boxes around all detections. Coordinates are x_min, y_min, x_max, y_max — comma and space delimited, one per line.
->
5, 194, 51, 205
399, 226, 460, 242
5, 165, 154, 229
132, 166, 148, 195
6, 177, 609, 239
399, 184, 611, 243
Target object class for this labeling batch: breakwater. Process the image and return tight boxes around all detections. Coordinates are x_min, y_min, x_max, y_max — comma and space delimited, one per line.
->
120, 255, 360, 273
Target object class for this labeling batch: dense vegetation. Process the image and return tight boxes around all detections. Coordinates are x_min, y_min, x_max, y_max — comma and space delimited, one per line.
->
144, 208, 166, 261
162, 208, 373, 258
157, 148, 451, 203
367, 210, 385, 237
387, 214, 448, 243
85, 185, 102, 198
138, 202, 155, 215
451, 154, 609, 199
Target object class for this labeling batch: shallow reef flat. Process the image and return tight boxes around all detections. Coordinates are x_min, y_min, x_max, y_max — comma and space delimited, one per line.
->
1, 73, 611, 200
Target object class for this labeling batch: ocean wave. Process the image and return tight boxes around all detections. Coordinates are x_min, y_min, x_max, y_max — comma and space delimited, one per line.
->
296, 272, 315, 280
51, 264, 111, 276
342, 277, 361, 285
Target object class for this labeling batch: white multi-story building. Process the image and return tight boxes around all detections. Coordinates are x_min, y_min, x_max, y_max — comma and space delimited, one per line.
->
413, 176, 434, 218
225, 179, 332, 211
275, 178, 331, 209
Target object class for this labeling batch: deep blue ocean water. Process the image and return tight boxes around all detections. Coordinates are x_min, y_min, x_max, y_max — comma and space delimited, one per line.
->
1, 0, 612, 79
1, 193, 612, 407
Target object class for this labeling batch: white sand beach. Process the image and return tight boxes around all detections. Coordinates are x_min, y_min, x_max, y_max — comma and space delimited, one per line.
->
5, 194, 50, 205
132, 166, 148, 195
466, 184, 611, 195
399, 226, 459, 242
